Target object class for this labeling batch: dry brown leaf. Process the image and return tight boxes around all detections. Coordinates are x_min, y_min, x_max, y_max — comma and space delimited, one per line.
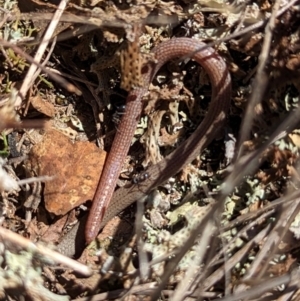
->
28, 129, 106, 215
30, 95, 55, 117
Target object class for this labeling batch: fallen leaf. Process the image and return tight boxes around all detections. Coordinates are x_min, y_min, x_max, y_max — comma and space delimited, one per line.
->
30, 95, 55, 117
28, 129, 106, 215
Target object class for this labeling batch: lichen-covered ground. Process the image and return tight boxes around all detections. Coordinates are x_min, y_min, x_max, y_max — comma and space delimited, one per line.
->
1, 0, 300, 300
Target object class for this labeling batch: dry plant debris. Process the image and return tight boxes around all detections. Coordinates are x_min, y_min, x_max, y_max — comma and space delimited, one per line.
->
27, 128, 106, 215
0, 0, 300, 300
